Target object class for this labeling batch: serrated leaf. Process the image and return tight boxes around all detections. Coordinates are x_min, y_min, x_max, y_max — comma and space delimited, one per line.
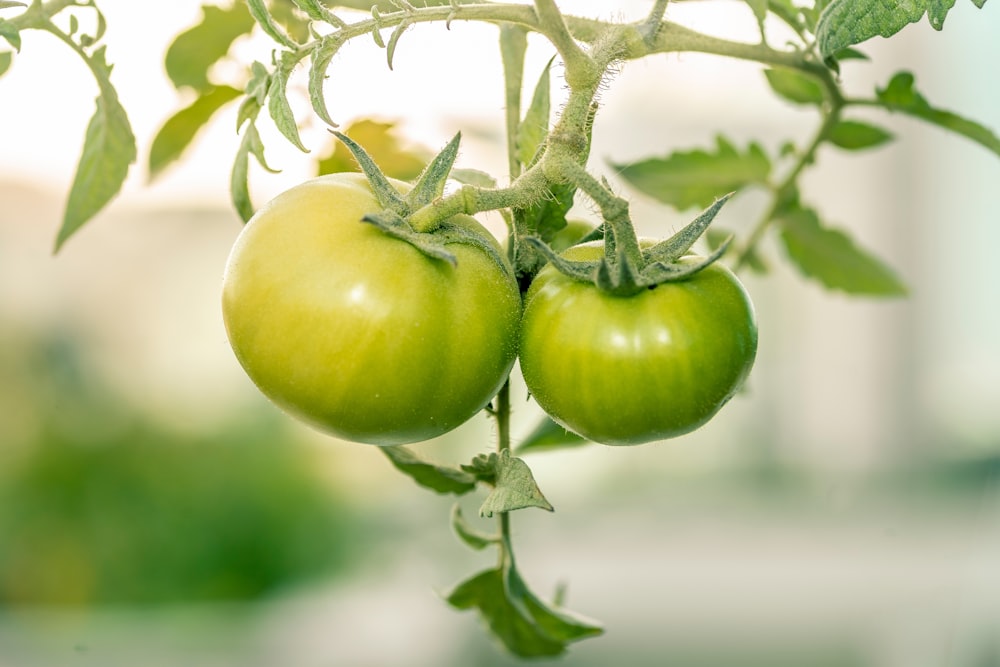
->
383, 446, 477, 495
447, 568, 566, 657
164, 4, 254, 92
479, 450, 553, 517
308, 34, 342, 128
0, 18, 19, 51
267, 51, 308, 152
506, 563, 603, 643
447, 559, 602, 658
55, 47, 136, 251
149, 85, 241, 181
0, 50, 11, 77
816, 0, 987, 60
777, 202, 907, 296
516, 59, 552, 168
450, 504, 498, 550
764, 68, 825, 105
247, 0, 298, 48
827, 119, 894, 150
516, 416, 588, 454
613, 136, 771, 211
230, 120, 277, 223
875, 71, 1000, 158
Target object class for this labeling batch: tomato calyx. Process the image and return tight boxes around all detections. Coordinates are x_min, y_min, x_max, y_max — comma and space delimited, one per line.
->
331, 130, 509, 270
524, 192, 735, 296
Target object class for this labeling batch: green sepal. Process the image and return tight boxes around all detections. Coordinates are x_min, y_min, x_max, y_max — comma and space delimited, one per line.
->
643, 192, 735, 264
641, 238, 731, 284
407, 132, 461, 210
479, 450, 553, 517
330, 130, 408, 213
521, 237, 598, 283
433, 217, 510, 272
594, 252, 644, 297
361, 211, 458, 265
450, 504, 499, 550
381, 446, 477, 495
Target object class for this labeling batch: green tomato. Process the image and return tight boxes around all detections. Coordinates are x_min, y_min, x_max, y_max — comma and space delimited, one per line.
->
518, 242, 757, 446
222, 173, 521, 446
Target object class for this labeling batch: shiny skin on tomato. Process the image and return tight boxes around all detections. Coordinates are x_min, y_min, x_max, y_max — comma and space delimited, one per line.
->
518, 243, 757, 446
222, 173, 522, 446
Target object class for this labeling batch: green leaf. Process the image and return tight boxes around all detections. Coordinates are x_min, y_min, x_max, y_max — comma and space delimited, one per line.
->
767, 0, 806, 33
238, 61, 270, 130
450, 504, 498, 550
764, 68, 825, 105
613, 136, 771, 211
827, 119, 894, 150
0, 50, 11, 78
446, 560, 602, 658
516, 59, 552, 168
816, 0, 987, 60
230, 120, 277, 223
776, 202, 907, 296
247, 0, 298, 49
460, 452, 498, 485
164, 4, 254, 91
505, 564, 603, 643
268, 51, 308, 152
0, 2, 27, 9
55, 47, 136, 252
479, 450, 554, 517
450, 168, 497, 188
744, 0, 768, 26
308, 34, 342, 128
516, 416, 588, 454
382, 446, 477, 495
447, 568, 566, 657
149, 85, 241, 181
0, 18, 20, 51
874, 71, 1000, 158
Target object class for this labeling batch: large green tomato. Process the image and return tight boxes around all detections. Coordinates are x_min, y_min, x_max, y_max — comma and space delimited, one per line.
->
222, 173, 521, 446
519, 242, 757, 446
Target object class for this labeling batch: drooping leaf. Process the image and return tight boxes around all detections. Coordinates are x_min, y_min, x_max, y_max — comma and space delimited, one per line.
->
450, 504, 498, 550
247, 0, 298, 49
447, 559, 602, 657
267, 50, 308, 152
164, 4, 254, 91
308, 34, 343, 128
816, 0, 988, 60
0, 18, 20, 51
613, 136, 771, 211
447, 568, 567, 657
764, 68, 825, 106
0, 50, 11, 77
479, 450, 554, 517
55, 47, 136, 251
230, 120, 278, 223
238, 61, 270, 130
826, 119, 894, 150
149, 85, 241, 181
776, 202, 907, 296
516, 59, 552, 168
505, 563, 603, 643
516, 416, 588, 454
317, 118, 428, 180
382, 446, 477, 495
874, 71, 1000, 158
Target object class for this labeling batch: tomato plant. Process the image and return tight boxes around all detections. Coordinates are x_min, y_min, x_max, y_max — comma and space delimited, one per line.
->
520, 242, 758, 445
222, 172, 521, 446
4, 0, 998, 660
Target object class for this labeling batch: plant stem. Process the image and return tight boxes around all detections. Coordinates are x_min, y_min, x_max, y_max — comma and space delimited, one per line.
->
733, 102, 842, 272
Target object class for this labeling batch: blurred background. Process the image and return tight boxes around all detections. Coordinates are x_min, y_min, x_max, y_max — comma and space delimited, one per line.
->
0, 1, 998, 666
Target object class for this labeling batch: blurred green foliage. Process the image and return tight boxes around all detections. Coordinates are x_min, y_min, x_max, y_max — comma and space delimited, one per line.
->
0, 330, 362, 607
